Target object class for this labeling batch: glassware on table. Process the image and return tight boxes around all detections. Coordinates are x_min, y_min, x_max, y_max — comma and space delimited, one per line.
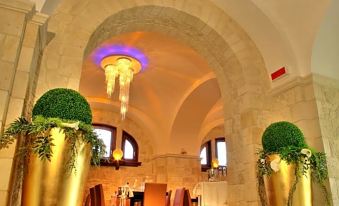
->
110, 191, 118, 206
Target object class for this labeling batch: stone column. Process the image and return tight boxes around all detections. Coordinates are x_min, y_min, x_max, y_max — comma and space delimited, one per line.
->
0, 1, 48, 205
223, 80, 266, 205
313, 74, 339, 206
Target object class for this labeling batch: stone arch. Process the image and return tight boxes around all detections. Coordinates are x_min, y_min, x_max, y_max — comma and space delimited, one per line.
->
83, 5, 269, 91
37, 1, 270, 204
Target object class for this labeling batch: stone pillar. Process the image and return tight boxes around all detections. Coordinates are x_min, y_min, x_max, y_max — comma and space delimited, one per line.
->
224, 82, 266, 206
313, 74, 339, 206
0, 1, 48, 205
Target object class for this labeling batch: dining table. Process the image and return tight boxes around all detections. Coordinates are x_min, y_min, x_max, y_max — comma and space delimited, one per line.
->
111, 190, 170, 206
110, 191, 143, 206
193, 181, 228, 206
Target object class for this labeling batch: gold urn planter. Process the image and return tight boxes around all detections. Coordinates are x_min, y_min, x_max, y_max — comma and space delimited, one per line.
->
264, 154, 312, 206
257, 121, 330, 206
0, 89, 105, 206
22, 128, 91, 206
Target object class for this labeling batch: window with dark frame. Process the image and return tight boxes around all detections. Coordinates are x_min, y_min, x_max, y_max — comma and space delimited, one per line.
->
93, 124, 141, 167
215, 137, 227, 166
122, 131, 138, 161
93, 124, 116, 159
200, 141, 212, 171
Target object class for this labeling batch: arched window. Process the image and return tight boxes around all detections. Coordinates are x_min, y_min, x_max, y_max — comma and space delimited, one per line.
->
200, 141, 211, 171
121, 131, 140, 166
215, 137, 227, 166
93, 124, 116, 158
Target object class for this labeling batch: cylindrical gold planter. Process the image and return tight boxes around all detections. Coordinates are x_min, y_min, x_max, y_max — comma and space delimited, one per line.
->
264, 154, 312, 206
22, 128, 91, 206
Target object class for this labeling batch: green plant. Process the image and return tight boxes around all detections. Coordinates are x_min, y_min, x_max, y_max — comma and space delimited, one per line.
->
262, 121, 307, 153
32, 88, 92, 124
257, 121, 331, 206
0, 88, 105, 172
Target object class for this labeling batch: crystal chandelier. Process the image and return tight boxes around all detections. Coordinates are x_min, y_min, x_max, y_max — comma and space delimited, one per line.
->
100, 55, 141, 119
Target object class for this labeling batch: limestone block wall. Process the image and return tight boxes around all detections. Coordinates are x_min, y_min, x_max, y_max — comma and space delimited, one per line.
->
0, 1, 48, 205
153, 154, 201, 195
262, 76, 323, 150
313, 74, 339, 205
226, 95, 265, 205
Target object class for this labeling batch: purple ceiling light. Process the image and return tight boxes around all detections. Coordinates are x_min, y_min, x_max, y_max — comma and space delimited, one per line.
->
92, 44, 148, 70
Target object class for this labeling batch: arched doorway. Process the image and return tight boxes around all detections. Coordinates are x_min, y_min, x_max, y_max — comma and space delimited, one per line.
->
37, 2, 269, 205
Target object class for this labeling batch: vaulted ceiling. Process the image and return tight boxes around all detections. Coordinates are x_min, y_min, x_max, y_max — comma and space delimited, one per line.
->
35, 0, 338, 81
79, 32, 223, 153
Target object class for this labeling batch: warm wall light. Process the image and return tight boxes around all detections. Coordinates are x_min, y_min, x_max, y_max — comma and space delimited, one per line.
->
212, 158, 219, 169
113, 148, 123, 161
100, 55, 142, 119
112, 148, 124, 170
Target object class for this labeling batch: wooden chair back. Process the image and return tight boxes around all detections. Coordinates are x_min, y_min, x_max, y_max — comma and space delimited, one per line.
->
95, 184, 105, 206
184, 189, 192, 206
173, 188, 185, 206
84, 193, 91, 206
143, 183, 167, 206
90, 187, 97, 206
90, 184, 105, 206
165, 190, 172, 206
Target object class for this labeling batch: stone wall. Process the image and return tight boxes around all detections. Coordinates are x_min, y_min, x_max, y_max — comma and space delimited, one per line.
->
153, 154, 201, 195
313, 74, 339, 205
0, 1, 48, 205
259, 75, 331, 205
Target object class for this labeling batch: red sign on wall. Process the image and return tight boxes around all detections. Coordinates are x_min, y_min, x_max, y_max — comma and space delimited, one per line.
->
271, 67, 286, 80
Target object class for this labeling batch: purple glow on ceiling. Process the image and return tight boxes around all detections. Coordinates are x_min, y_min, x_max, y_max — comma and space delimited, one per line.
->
92, 44, 148, 70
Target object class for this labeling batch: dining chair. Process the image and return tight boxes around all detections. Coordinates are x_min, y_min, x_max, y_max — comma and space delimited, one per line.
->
84, 192, 91, 206
94, 184, 105, 206
143, 183, 167, 206
165, 190, 172, 206
173, 188, 185, 206
183, 189, 192, 206
90, 187, 97, 206
89, 184, 105, 206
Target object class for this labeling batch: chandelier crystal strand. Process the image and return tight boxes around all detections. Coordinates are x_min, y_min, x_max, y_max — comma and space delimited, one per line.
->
118, 58, 132, 119
104, 64, 117, 97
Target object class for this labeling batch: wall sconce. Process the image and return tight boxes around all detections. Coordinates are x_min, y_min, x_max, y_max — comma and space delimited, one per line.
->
211, 158, 219, 169
112, 148, 123, 170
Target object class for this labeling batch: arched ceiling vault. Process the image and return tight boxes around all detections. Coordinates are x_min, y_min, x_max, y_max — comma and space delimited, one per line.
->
198, 99, 225, 143
39, 3, 268, 155
38, 0, 333, 84
169, 78, 221, 154
80, 32, 223, 154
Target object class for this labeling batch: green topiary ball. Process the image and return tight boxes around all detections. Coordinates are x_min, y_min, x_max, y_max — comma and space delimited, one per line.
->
32, 88, 92, 124
262, 121, 306, 153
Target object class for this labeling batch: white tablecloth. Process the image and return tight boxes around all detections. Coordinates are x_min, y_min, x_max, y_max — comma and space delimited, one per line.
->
193, 181, 227, 206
